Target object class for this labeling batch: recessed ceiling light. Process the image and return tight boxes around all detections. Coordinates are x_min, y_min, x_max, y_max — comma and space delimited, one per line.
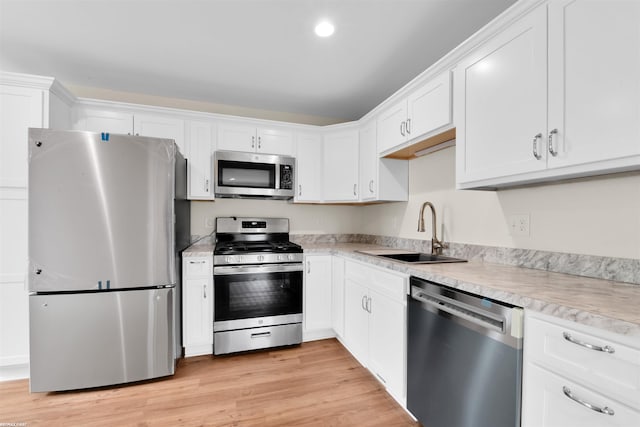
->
315, 21, 335, 37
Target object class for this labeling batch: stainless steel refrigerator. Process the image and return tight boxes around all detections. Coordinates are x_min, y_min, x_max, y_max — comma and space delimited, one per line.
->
27, 128, 190, 392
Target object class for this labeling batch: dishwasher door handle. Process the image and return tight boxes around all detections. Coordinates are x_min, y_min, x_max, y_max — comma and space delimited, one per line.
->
412, 288, 505, 333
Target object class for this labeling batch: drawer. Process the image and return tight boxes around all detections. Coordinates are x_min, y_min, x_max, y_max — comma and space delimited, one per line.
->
345, 259, 407, 302
184, 257, 212, 277
523, 363, 640, 427
214, 323, 302, 355
525, 313, 640, 410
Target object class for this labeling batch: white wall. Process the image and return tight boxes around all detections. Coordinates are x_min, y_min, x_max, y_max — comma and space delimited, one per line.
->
360, 146, 640, 260
191, 199, 362, 237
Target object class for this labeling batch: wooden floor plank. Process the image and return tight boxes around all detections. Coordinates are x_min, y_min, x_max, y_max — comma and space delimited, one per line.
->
0, 339, 417, 426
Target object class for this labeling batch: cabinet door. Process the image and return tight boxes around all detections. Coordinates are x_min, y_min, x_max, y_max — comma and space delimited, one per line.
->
323, 129, 359, 201
456, 5, 548, 183
304, 255, 333, 334
523, 363, 639, 427
343, 278, 369, 366
134, 114, 186, 154
359, 121, 377, 201
0, 85, 44, 188
183, 278, 213, 355
217, 123, 256, 152
295, 133, 323, 202
187, 121, 215, 200
331, 256, 345, 338
257, 127, 294, 156
407, 70, 452, 138
74, 109, 134, 136
377, 100, 407, 154
547, 0, 640, 168
368, 288, 406, 400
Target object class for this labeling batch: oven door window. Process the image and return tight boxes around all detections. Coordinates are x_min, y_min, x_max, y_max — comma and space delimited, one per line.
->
218, 160, 275, 189
214, 270, 302, 321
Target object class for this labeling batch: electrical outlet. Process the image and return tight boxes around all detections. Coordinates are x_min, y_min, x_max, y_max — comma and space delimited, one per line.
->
205, 217, 215, 228
509, 214, 530, 236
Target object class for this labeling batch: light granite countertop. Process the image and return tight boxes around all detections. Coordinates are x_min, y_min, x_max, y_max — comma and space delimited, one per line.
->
183, 239, 640, 339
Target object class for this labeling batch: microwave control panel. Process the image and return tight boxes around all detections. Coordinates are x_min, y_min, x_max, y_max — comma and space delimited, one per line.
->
280, 164, 293, 189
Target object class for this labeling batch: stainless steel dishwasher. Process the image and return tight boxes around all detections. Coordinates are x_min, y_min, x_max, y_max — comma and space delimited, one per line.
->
407, 276, 524, 427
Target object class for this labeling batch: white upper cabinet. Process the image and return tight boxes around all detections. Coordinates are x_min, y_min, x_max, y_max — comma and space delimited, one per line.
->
294, 132, 323, 202
359, 121, 408, 202
217, 122, 294, 156
359, 121, 378, 201
323, 128, 359, 202
377, 70, 453, 155
74, 109, 134, 136
186, 120, 216, 200
74, 108, 186, 154
456, 0, 640, 189
377, 100, 407, 155
133, 114, 186, 154
546, 0, 640, 169
455, 4, 548, 185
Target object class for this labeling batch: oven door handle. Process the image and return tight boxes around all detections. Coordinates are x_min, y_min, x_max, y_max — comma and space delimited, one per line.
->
214, 263, 304, 275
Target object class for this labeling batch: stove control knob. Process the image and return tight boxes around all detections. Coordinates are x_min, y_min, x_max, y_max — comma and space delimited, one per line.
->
288, 254, 295, 261
226, 256, 234, 264
277, 255, 284, 261
257, 255, 264, 262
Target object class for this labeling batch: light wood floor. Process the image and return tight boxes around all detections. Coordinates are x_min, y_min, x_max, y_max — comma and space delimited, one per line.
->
0, 339, 417, 426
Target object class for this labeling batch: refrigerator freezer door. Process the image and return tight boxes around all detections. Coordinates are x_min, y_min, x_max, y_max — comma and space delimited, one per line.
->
29, 288, 175, 392
28, 129, 176, 292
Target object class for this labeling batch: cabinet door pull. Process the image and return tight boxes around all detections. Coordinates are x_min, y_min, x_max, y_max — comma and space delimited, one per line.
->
299, 184, 302, 196
205, 178, 209, 193
367, 296, 372, 313
532, 133, 543, 159
251, 135, 255, 149
258, 136, 261, 149
562, 386, 615, 416
307, 261, 311, 274
563, 332, 615, 353
361, 295, 367, 311
406, 118, 411, 134
548, 128, 559, 156
369, 179, 374, 193
353, 184, 357, 196
203, 284, 207, 299
400, 121, 406, 137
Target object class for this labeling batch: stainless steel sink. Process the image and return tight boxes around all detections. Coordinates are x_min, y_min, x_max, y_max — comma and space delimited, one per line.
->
355, 250, 467, 264
377, 252, 467, 264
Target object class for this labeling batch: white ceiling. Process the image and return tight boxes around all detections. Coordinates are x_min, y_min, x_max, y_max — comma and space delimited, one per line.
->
0, 0, 517, 123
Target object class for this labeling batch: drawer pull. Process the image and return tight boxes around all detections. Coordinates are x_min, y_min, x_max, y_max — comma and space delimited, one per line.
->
563, 332, 615, 353
189, 260, 207, 264
251, 331, 271, 338
562, 386, 615, 416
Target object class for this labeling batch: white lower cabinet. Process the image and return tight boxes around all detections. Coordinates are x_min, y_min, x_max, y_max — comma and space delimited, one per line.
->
524, 363, 640, 427
331, 256, 345, 338
303, 255, 334, 341
522, 310, 640, 427
182, 256, 213, 357
342, 259, 408, 404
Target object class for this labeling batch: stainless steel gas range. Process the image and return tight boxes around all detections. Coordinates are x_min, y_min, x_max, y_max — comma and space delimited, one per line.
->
213, 217, 303, 355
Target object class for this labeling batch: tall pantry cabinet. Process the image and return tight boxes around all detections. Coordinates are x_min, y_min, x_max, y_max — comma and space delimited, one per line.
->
0, 72, 74, 379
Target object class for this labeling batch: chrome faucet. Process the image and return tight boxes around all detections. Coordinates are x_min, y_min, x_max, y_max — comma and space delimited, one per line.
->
418, 201, 446, 255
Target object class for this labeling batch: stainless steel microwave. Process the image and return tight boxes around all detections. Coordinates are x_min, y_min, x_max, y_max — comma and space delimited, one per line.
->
214, 151, 295, 199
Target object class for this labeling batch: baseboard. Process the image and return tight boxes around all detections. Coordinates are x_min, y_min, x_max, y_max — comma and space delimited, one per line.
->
303, 328, 336, 342
0, 363, 29, 382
